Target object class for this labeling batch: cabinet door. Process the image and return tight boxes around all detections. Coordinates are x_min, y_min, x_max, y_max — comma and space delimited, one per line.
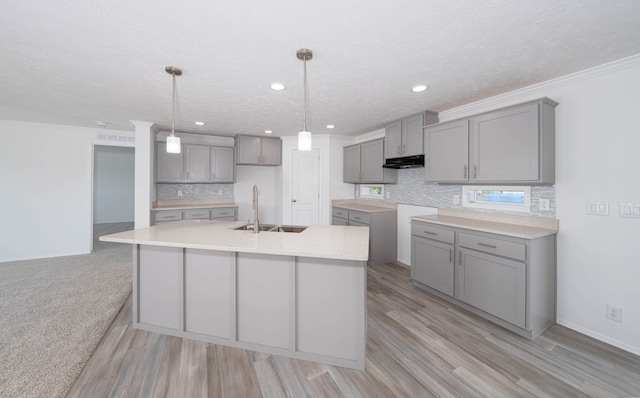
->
185, 144, 210, 182
384, 121, 402, 159
411, 236, 455, 296
470, 103, 539, 182
156, 142, 185, 182
424, 120, 469, 182
402, 113, 424, 157
360, 139, 384, 182
456, 248, 526, 328
236, 135, 261, 164
261, 137, 282, 165
343, 145, 361, 182
211, 146, 235, 182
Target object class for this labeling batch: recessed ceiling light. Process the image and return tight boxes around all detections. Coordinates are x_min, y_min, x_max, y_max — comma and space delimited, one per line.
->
194, 121, 206, 126
326, 125, 335, 129
412, 85, 428, 92
270, 83, 285, 91
264, 130, 273, 134
96, 120, 107, 127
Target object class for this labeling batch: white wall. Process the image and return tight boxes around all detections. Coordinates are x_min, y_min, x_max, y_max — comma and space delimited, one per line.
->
437, 55, 640, 355
93, 146, 134, 223
0, 121, 133, 262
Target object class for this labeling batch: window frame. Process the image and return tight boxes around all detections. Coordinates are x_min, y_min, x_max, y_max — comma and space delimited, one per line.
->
462, 185, 531, 213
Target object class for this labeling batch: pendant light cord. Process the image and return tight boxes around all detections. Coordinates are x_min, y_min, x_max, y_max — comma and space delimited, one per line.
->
171, 71, 176, 137
302, 56, 307, 131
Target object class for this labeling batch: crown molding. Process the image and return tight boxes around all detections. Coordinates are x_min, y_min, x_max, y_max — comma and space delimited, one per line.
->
439, 53, 640, 121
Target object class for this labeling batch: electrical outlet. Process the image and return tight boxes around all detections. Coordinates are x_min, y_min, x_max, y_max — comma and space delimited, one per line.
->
218, 189, 223, 195
178, 189, 183, 197
587, 201, 609, 216
606, 304, 622, 322
539, 198, 550, 211
453, 195, 460, 204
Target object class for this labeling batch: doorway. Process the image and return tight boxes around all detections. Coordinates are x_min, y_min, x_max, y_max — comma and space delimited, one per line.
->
92, 145, 135, 250
291, 149, 320, 225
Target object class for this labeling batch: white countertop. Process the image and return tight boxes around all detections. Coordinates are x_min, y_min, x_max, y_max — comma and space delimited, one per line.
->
411, 213, 558, 239
331, 199, 397, 213
151, 199, 237, 211
100, 220, 370, 261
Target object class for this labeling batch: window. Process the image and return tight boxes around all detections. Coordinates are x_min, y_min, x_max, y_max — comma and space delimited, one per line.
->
462, 186, 531, 213
360, 184, 384, 199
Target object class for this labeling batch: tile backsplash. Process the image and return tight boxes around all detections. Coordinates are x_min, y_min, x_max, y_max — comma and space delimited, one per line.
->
356, 168, 556, 218
157, 184, 234, 201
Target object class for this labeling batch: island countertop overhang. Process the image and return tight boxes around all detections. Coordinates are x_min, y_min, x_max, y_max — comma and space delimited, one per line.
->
100, 220, 370, 261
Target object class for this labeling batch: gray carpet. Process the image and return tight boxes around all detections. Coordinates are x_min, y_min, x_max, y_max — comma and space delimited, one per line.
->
0, 223, 133, 398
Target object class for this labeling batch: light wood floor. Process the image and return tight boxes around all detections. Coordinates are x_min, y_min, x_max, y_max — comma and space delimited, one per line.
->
67, 261, 640, 397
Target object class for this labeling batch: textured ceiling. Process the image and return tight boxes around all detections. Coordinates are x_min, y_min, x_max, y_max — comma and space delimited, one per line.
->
1, 0, 640, 137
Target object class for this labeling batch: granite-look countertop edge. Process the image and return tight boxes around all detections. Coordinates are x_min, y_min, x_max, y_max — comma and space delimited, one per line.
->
331, 199, 397, 213
100, 220, 370, 261
152, 200, 238, 211
410, 214, 558, 239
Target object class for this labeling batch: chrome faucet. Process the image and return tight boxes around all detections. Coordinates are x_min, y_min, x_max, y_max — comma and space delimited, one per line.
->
252, 184, 259, 233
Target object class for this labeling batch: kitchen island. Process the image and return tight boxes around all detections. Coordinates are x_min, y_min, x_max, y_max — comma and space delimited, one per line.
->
100, 220, 369, 370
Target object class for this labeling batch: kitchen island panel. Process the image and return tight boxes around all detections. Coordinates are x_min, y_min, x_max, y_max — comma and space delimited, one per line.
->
138, 245, 181, 330
184, 249, 234, 338
297, 257, 366, 363
237, 253, 292, 349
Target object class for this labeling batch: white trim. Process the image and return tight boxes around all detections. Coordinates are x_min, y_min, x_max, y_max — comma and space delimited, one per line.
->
439, 53, 640, 122
556, 318, 640, 356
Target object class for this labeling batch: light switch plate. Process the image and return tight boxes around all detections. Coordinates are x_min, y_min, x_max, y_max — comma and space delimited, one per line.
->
539, 198, 550, 211
587, 201, 609, 216
619, 203, 640, 218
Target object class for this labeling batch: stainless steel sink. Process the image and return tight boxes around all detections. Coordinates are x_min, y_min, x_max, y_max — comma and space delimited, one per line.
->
270, 225, 307, 233
232, 224, 307, 233
233, 224, 277, 231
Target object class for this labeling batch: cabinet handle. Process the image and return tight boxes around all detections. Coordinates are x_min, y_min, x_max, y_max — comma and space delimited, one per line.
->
219, 212, 230, 215
354, 217, 362, 220
423, 231, 437, 235
477, 242, 497, 249
473, 165, 477, 179
463, 165, 468, 179
397, 145, 401, 156
449, 248, 453, 263
459, 251, 463, 265
402, 144, 406, 155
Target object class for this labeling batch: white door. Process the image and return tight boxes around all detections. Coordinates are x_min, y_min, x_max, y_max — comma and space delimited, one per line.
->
291, 149, 319, 226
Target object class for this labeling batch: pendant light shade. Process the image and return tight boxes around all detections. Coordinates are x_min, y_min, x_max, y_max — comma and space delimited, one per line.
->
165, 66, 182, 154
297, 49, 313, 151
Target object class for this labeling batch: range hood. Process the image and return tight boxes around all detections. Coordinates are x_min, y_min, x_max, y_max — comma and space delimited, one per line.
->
382, 154, 424, 169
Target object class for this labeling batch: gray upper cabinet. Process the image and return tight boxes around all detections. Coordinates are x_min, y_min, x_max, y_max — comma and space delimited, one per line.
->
156, 142, 185, 182
210, 146, 235, 182
185, 144, 210, 182
425, 119, 469, 183
385, 111, 439, 159
156, 142, 235, 183
424, 98, 557, 185
343, 139, 397, 184
236, 135, 282, 166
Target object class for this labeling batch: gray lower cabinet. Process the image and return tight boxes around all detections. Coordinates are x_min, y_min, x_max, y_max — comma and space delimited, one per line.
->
410, 220, 556, 340
410, 223, 455, 296
343, 139, 397, 184
332, 207, 397, 264
424, 97, 558, 184
152, 207, 238, 225
236, 135, 282, 166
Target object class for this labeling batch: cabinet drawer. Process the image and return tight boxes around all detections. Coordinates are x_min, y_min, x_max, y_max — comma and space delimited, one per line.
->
349, 211, 370, 225
154, 211, 183, 222
411, 222, 455, 244
184, 209, 211, 220
211, 207, 237, 219
458, 232, 525, 261
332, 207, 349, 219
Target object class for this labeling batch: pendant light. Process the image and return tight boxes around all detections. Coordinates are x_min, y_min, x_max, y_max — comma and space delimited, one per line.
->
165, 66, 182, 154
297, 49, 313, 151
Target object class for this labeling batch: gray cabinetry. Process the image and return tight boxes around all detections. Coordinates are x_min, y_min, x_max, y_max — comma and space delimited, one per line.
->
156, 143, 184, 182
423, 98, 557, 185
152, 206, 237, 225
424, 119, 469, 182
411, 223, 455, 296
156, 143, 235, 183
332, 206, 397, 264
236, 135, 282, 166
343, 139, 397, 184
385, 111, 438, 159
410, 219, 556, 340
